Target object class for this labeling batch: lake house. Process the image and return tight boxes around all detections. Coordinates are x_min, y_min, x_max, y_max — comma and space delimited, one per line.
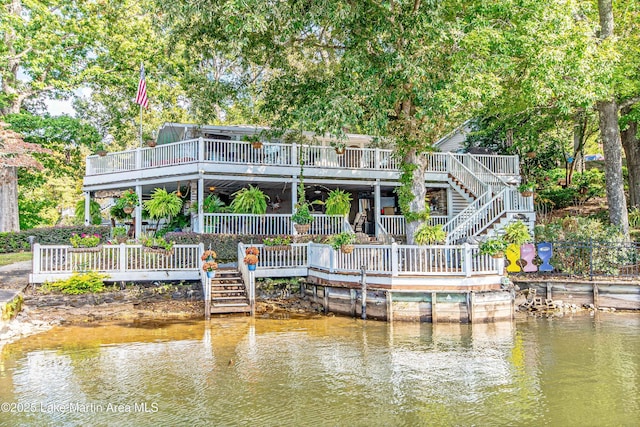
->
31, 123, 536, 322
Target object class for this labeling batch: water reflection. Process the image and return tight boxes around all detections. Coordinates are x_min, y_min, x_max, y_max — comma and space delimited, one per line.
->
0, 313, 638, 426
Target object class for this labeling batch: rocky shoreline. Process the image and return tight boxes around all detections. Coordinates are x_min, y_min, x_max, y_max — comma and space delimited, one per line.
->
0, 281, 322, 348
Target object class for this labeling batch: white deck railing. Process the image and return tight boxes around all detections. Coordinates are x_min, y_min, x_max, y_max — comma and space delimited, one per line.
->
30, 242, 504, 291
86, 137, 519, 177
199, 213, 348, 235
379, 215, 449, 237
30, 243, 203, 283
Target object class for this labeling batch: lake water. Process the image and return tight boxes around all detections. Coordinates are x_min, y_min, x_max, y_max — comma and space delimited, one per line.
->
1, 313, 638, 426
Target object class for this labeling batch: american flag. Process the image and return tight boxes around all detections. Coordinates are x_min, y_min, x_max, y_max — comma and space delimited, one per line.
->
135, 63, 149, 108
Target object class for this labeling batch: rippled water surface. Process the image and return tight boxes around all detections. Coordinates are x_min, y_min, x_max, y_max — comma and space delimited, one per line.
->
1, 313, 639, 426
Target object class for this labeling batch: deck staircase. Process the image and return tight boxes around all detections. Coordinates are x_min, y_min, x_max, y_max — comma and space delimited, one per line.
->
208, 269, 251, 314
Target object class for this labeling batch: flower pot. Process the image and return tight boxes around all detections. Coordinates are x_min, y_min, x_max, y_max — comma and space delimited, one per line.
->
68, 245, 103, 253
97, 150, 107, 157
491, 251, 505, 259
340, 244, 355, 254
294, 223, 310, 234
123, 206, 134, 214
206, 271, 216, 279
335, 147, 345, 155
521, 190, 533, 197
526, 151, 536, 159
146, 140, 157, 148
264, 245, 292, 252
252, 142, 263, 149
247, 264, 257, 271
143, 246, 173, 256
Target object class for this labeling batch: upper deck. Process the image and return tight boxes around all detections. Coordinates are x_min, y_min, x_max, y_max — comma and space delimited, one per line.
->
84, 138, 520, 190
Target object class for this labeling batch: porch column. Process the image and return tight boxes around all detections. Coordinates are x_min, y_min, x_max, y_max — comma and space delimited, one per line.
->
135, 185, 142, 238
198, 177, 204, 233
84, 192, 91, 225
447, 188, 453, 221
374, 180, 381, 238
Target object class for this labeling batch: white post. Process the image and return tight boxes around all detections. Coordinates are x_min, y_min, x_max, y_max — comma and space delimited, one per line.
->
391, 242, 399, 276
32, 243, 41, 275
135, 147, 142, 170
198, 136, 205, 162
198, 177, 204, 233
464, 243, 472, 277
374, 180, 381, 239
291, 142, 298, 166
329, 246, 335, 273
119, 243, 127, 272
374, 148, 380, 169
135, 184, 142, 238
84, 192, 91, 225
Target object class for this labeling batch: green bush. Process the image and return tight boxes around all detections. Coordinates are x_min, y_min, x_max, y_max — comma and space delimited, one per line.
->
42, 272, 109, 295
0, 225, 110, 254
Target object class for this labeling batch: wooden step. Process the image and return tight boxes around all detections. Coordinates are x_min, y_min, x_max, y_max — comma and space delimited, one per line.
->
210, 305, 251, 314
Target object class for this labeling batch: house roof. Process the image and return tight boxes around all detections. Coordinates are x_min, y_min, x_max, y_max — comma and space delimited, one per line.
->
157, 123, 373, 146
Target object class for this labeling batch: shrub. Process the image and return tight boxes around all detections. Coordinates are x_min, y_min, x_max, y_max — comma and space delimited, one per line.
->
42, 272, 109, 294
0, 226, 109, 254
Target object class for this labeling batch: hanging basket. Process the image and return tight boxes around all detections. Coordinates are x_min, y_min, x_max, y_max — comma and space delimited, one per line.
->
123, 206, 134, 214
335, 147, 346, 155
340, 244, 355, 254
264, 245, 292, 252
146, 140, 157, 148
521, 190, 533, 197
247, 264, 257, 271
68, 245, 103, 253
206, 270, 216, 279
526, 151, 536, 159
252, 142, 263, 149
97, 150, 107, 157
143, 246, 174, 256
491, 252, 505, 259
294, 223, 311, 234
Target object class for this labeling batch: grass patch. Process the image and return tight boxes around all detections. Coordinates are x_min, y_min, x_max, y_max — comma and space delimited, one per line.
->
0, 252, 32, 267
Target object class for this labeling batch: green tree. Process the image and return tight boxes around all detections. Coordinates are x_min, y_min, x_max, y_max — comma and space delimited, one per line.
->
158, 0, 607, 243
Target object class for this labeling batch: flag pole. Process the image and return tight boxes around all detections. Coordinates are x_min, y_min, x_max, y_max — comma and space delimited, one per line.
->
139, 103, 143, 147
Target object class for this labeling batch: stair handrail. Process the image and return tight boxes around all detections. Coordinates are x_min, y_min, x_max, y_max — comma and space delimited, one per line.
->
446, 188, 509, 244
443, 189, 491, 236
376, 220, 395, 244
446, 152, 489, 200
456, 154, 512, 194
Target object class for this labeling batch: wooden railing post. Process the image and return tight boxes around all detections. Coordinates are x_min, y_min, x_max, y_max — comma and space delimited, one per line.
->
464, 243, 472, 277
391, 242, 399, 276
198, 136, 205, 162
32, 243, 41, 275
119, 244, 127, 272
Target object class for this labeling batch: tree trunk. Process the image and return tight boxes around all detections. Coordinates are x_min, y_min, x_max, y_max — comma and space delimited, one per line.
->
597, 99, 629, 236
404, 150, 428, 245
596, 0, 629, 238
0, 166, 20, 232
621, 119, 640, 208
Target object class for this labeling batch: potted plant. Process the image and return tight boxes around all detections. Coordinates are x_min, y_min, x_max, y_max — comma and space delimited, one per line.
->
141, 235, 174, 255
413, 224, 447, 245
503, 220, 533, 246
479, 236, 508, 258
242, 134, 263, 149
202, 260, 219, 278
119, 189, 140, 214
230, 185, 269, 214
94, 143, 107, 157
144, 188, 183, 235
330, 140, 346, 155
263, 235, 292, 251
323, 189, 352, 216
292, 202, 314, 234
69, 233, 103, 252
111, 226, 128, 244
201, 249, 218, 262
328, 231, 357, 253
518, 183, 535, 197
144, 133, 157, 148
244, 253, 259, 271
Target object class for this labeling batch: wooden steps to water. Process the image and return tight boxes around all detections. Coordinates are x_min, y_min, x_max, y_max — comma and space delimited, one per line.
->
209, 269, 251, 315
